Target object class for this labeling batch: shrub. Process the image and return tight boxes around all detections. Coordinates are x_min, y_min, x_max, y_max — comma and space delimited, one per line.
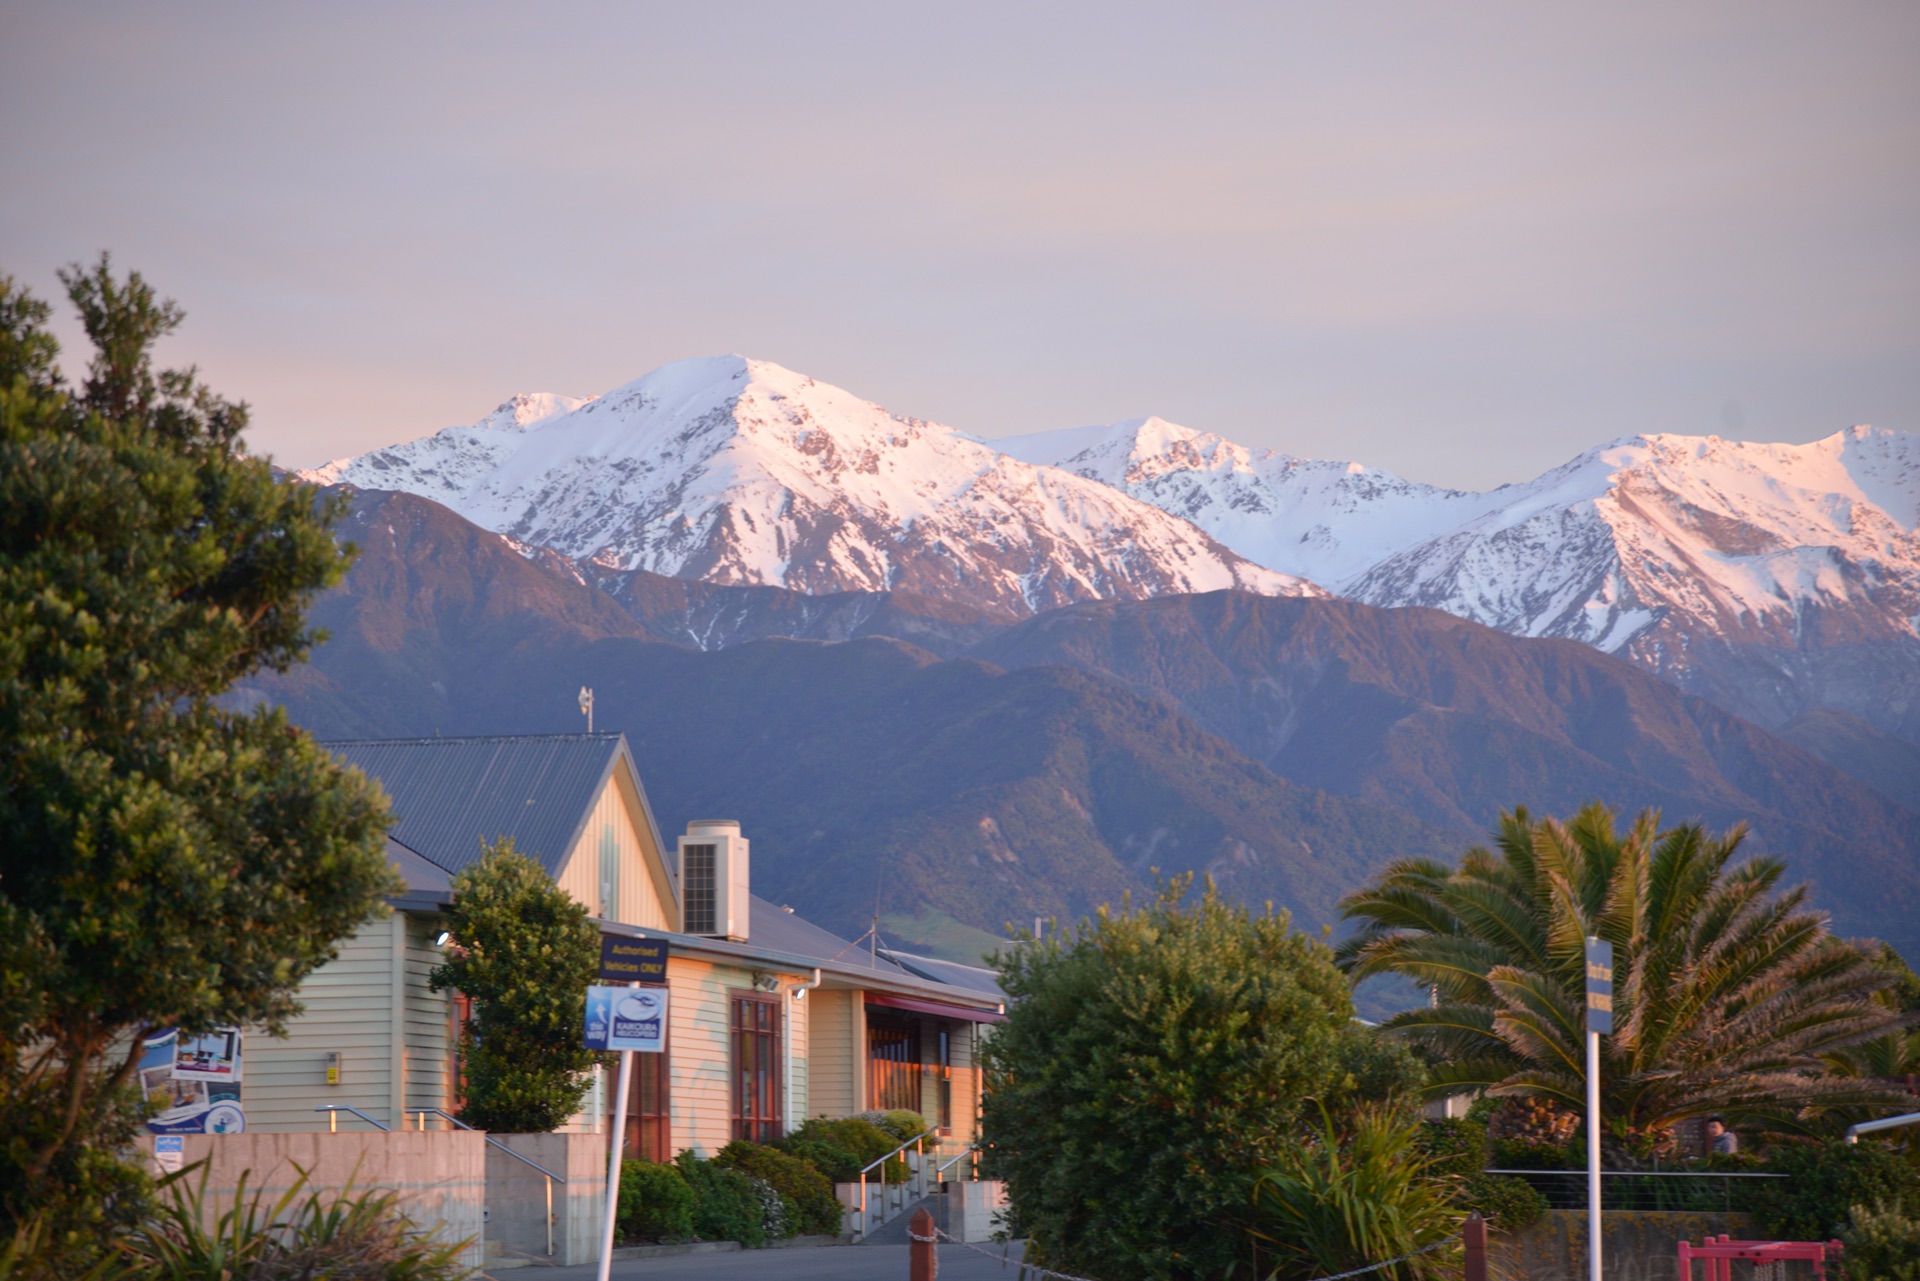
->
853, 1110, 931, 1144
714, 1141, 841, 1237
616, 1160, 694, 1244
1250, 1105, 1464, 1281
1841, 1199, 1920, 1281
1417, 1118, 1546, 1232
1750, 1142, 1920, 1241
982, 878, 1364, 1281
776, 1117, 903, 1183
673, 1154, 766, 1248
107, 1164, 471, 1280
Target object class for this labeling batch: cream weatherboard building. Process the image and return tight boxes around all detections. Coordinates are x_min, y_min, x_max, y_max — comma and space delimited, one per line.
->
239, 734, 1004, 1160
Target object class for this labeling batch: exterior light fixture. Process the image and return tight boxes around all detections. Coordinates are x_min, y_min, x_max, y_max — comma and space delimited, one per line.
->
434, 930, 452, 947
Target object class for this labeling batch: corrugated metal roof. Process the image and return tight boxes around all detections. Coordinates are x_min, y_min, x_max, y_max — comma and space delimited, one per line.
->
327, 734, 625, 878
877, 948, 1007, 1000
386, 835, 453, 912
747, 895, 918, 979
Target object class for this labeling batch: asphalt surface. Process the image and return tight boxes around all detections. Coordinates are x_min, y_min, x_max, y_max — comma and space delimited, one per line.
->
490, 1240, 1037, 1281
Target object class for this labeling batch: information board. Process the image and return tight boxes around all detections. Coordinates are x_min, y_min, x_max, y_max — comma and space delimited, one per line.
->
583, 984, 668, 1053
599, 934, 667, 984
1584, 938, 1614, 1035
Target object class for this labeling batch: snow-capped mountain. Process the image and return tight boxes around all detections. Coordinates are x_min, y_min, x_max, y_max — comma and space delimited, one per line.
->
302, 357, 1315, 621
1005, 417, 1920, 737
996, 417, 1506, 586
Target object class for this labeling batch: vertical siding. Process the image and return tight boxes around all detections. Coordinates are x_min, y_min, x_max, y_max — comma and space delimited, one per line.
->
808, 989, 855, 1119
555, 776, 671, 930
245, 920, 395, 1132
403, 917, 450, 1118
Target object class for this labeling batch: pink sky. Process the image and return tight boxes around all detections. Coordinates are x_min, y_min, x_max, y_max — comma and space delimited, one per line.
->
2, 2, 1914, 488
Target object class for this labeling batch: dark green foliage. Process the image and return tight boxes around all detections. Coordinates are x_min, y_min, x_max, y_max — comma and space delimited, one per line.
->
616, 1160, 694, 1243
1488, 1138, 1574, 1171
853, 1109, 931, 1144
776, 1117, 901, 1183
1750, 1143, 1920, 1241
1416, 1119, 1547, 1232
672, 1154, 766, 1248
428, 841, 603, 1133
0, 263, 395, 1259
981, 877, 1362, 1281
713, 1141, 841, 1237
1840, 1198, 1920, 1281
1339, 805, 1907, 1139
1250, 1106, 1463, 1281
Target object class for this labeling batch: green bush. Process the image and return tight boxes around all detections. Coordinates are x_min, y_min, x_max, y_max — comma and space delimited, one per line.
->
1750, 1143, 1920, 1241
853, 1110, 931, 1144
1250, 1105, 1464, 1281
714, 1142, 841, 1237
1489, 1137, 1573, 1170
1417, 1118, 1546, 1232
673, 1154, 766, 1248
982, 878, 1366, 1281
616, 1160, 694, 1244
776, 1117, 903, 1183
1841, 1199, 1920, 1281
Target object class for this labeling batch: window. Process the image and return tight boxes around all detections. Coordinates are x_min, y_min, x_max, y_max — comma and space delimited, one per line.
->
448, 991, 474, 1113
867, 1012, 922, 1114
623, 1047, 670, 1163
684, 844, 716, 934
598, 827, 619, 920
730, 992, 780, 1143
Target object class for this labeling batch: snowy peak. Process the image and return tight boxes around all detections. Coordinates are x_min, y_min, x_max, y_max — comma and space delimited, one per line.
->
300, 357, 1318, 621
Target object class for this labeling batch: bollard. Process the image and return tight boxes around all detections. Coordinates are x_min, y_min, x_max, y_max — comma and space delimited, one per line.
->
909, 1206, 937, 1281
1463, 1212, 1487, 1281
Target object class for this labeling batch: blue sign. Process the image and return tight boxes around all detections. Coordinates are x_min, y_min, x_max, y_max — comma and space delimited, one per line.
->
1585, 938, 1614, 1035
584, 985, 667, 1052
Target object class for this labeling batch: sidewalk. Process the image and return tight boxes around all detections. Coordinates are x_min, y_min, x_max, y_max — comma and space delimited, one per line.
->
487, 1240, 1033, 1281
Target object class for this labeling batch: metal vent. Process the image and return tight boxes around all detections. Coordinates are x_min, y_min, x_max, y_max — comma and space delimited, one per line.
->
684, 843, 716, 934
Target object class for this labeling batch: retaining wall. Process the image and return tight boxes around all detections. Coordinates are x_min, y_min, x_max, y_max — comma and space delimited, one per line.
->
484, 1131, 610, 1268
137, 1130, 485, 1270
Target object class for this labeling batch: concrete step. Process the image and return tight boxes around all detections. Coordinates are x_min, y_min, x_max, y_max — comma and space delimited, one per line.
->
855, 1191, 946, 1246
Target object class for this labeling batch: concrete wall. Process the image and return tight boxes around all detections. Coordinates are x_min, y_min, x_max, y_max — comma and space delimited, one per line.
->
1493, 1210, 1761, 1281
138, 1130, 484, 1270
484, 1131, 610, 1268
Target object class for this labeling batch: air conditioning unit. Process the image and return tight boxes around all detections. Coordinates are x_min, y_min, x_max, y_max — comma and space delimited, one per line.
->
678, 819, 749, 942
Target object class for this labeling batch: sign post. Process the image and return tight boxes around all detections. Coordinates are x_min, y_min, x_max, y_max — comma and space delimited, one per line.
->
585, 981, 667, 1281
1584, 937, 1613, 1281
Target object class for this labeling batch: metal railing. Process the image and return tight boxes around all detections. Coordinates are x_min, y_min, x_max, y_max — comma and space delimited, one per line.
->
935, 1146, 979, 1183
1487, 1168, 1786, 1213
1846, 1109, 1920, 1143
406, 1108, 567, 1259
851, 1128, 939, 1242
314, 1105, 389, 1132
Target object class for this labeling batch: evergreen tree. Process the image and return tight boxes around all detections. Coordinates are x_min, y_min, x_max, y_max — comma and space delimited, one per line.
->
430, 840, 604, 1132
0, 259, 396, 1249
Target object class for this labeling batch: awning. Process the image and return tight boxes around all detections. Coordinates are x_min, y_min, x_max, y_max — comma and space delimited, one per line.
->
865, 991, 1007, 1025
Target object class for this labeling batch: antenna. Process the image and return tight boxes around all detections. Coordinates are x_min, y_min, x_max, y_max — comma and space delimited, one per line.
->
578, 686, 594, 734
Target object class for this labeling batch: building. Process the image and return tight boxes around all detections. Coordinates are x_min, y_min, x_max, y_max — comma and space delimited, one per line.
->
238, 733, 1004, 1159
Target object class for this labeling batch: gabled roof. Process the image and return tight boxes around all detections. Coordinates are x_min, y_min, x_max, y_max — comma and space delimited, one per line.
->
326, 734, 652, 879
386, 835, 453, 913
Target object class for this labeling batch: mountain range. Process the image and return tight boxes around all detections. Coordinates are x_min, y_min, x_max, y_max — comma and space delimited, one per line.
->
241, 484, 1920, 959
305, 356, 1920, 747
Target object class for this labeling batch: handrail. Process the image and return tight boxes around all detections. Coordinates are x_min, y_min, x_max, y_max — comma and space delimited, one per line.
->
406, 1109, 568, 1184
852, 1128, 939, 1243
1846, 1110, 1920, 1143
406, 1107, 566, 1258
314, 1105, 390, 1132
935, 1147, 977, 1181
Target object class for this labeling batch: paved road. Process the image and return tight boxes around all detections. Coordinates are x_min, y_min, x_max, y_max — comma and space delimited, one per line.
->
489, 1240, 1035, 1281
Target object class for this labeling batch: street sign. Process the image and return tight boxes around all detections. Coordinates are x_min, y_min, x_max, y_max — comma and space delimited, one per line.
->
1584, 938, 1614, 1035
583, 984, 667, 1053
599, 934, 667, 984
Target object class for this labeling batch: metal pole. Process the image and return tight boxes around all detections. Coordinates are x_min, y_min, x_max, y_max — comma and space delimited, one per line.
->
596, 1051, 633, 1281
1587, 1028, 1601, 1281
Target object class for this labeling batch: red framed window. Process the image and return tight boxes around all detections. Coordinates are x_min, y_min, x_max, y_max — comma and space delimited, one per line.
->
730, 992, 781, 1143
623, 1048, 671, 1163
448, 991, 474, 1113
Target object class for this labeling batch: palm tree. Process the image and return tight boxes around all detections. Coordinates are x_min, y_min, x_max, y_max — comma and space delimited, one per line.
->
1337, 804, 1908, 1153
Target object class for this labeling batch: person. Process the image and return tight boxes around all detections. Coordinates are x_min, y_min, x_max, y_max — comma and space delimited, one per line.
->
1706, 1116, 1738, 1155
